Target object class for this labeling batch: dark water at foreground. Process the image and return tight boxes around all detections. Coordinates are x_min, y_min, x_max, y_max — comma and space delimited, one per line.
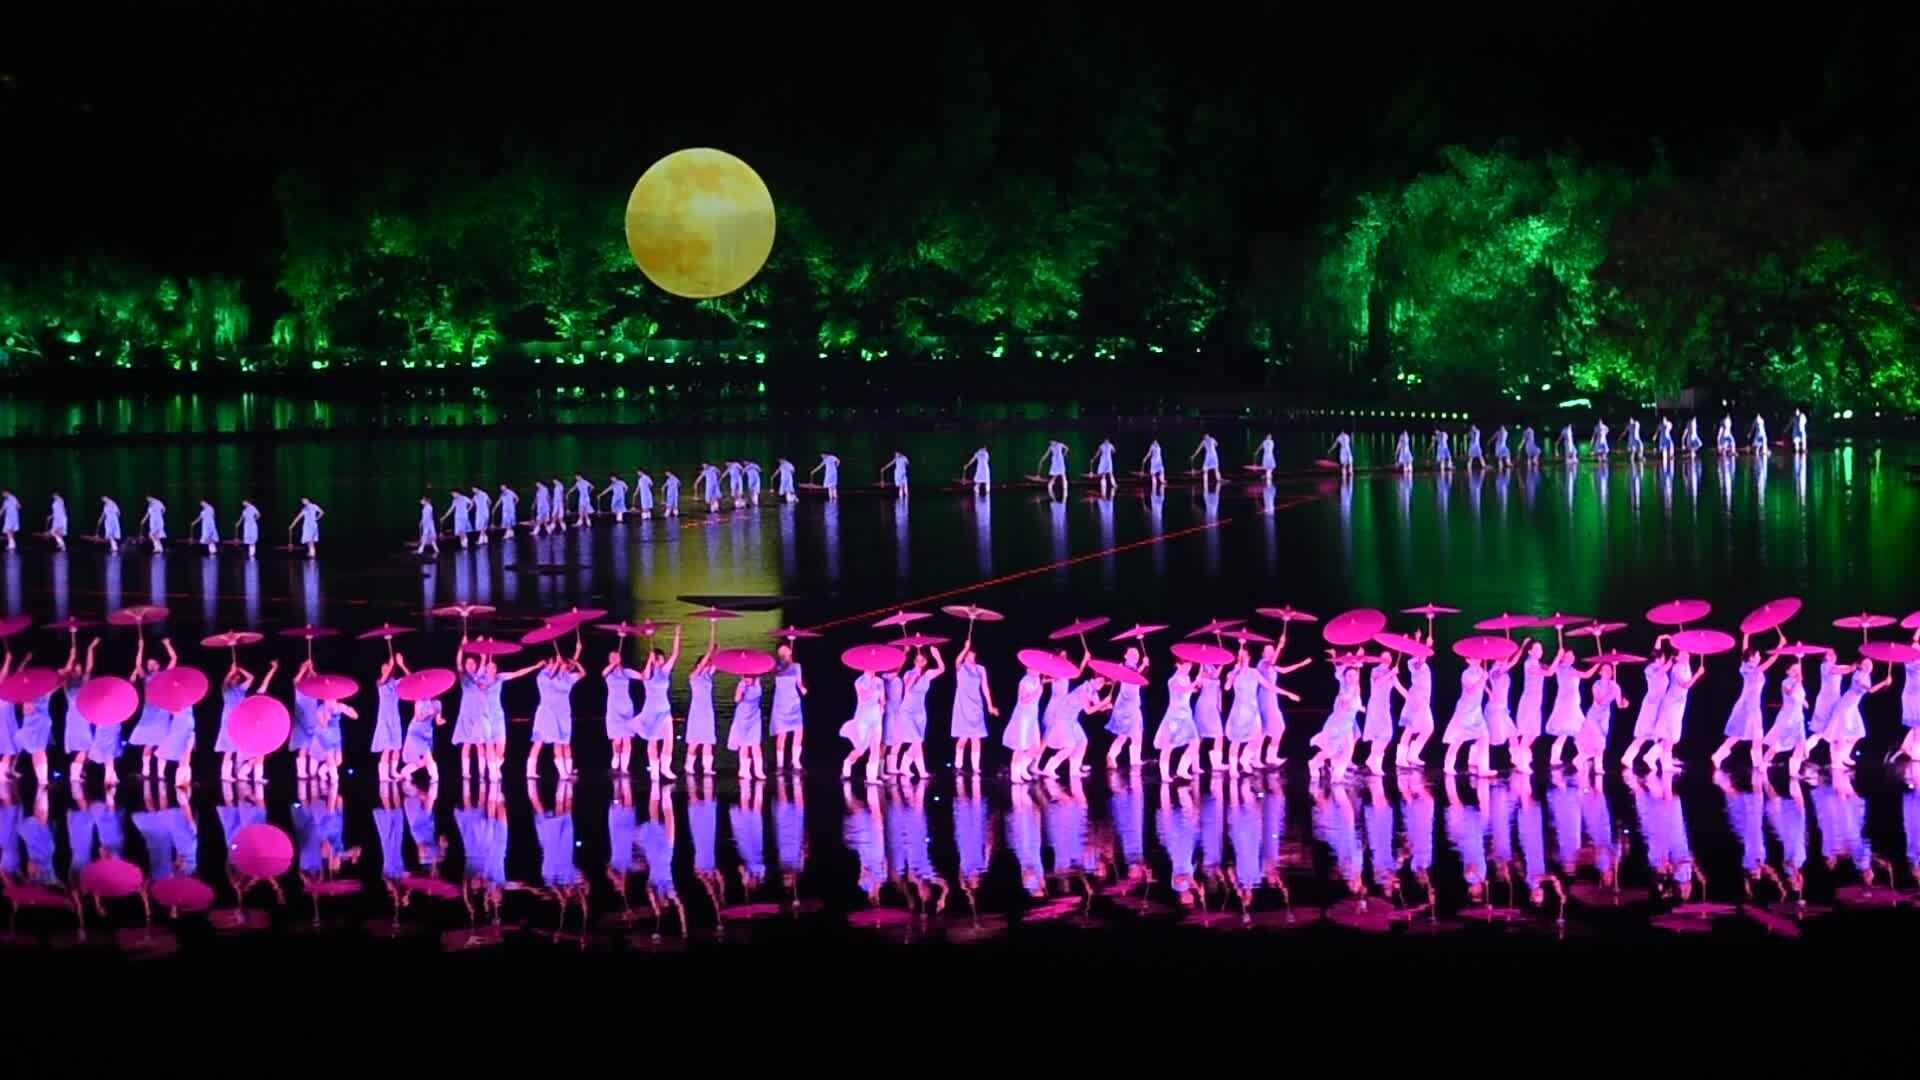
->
4, 764, 1919, 958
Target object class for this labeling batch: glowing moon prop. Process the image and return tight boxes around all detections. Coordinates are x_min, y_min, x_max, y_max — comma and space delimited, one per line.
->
624, 148, 775, 299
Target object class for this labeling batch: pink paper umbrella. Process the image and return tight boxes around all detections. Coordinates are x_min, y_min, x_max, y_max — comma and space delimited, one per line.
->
711, 648, 777, 677
873, 610, 930, 630
1087, 658, 1148, 687
76, 676, 139, 726
1373, 632, 1434, 659
1323, 609, 1388, 647
429, 603, 496, 620
201, 630, 263, 651
0, 614, 30, 638
1647, 599, 1711, 627
279, 624, 338, 642
1402, 603, 1461, 618
231, 824, 295, 879
1670, 629, 1737, 655
1568, 621, 1627, 640
1049, 617, 1111, 640
107, 604, 169, 627
1589, 651, 1648, 665
1452, 636, 1519, 662
1186, 618, 1246, 639
150, 877, 215, 914
1832, 613, 1896, 641
1170, 642, 1234, 667
688, 606, 742, 622
229, 695, 291, 755
295, 673, 359, 701
596, 622, 649, 637
1110, 623, 1169, 643
1255, 606, 1317, 623
0, 667, 61, 704
1903, 611, 1920, 631
146, 666, 210, 711
940, 605, 1004, 623
462, 639, 522, 658
1475, 613, 1539, 632
357, 623, 415, 641
1016, 649, 1080, 679
43, 616, 97, 633
520, 624, 568, 647
545, 607, 608, 629
894, 634, 949, 648
396, 668, 457, 702
1739, 597, 1802, 636
1859, 641, 1920, 665
1770, 643, 1830, 658
842, 644, 907, 673
770, 626, 823, 640
78, 857, 145, 898
1223, 628, 1273, 645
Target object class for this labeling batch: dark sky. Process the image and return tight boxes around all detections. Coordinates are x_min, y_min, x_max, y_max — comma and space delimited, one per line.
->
4, 4, 1917, 272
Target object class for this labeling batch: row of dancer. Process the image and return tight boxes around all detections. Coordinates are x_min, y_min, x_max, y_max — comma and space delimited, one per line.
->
1366, 409, 1812, 477
0, 491, 324, 558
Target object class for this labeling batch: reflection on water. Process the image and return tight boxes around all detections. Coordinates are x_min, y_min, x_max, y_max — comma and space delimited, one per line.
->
8, 766, 1920, 950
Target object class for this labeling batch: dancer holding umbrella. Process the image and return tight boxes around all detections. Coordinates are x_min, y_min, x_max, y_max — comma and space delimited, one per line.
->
769, 628, 814, 772
840, 644, 900, 783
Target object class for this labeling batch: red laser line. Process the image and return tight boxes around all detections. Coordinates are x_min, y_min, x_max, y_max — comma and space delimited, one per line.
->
803, 492, 1324, 634
800, 518, 1233, 634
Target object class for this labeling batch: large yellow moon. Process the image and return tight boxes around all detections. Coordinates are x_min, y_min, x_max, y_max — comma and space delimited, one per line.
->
624, 148, 776, 299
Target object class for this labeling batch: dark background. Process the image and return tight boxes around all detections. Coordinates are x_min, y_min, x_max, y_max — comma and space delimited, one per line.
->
4, 5, 1919, 407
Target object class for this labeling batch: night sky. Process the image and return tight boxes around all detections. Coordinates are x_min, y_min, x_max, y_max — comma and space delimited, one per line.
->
7, 5, 1917, 275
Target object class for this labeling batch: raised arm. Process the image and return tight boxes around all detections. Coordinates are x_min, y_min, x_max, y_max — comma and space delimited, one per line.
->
131, 635, 146, 679
256, 660, 280, 695
926, 646, 947, 682
162, 637, 178, 669
664, 628, 682, 670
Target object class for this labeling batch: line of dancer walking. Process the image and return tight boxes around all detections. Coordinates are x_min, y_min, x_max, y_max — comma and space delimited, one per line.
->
0, 490, 323, 558
1368, 409, 1810, 477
